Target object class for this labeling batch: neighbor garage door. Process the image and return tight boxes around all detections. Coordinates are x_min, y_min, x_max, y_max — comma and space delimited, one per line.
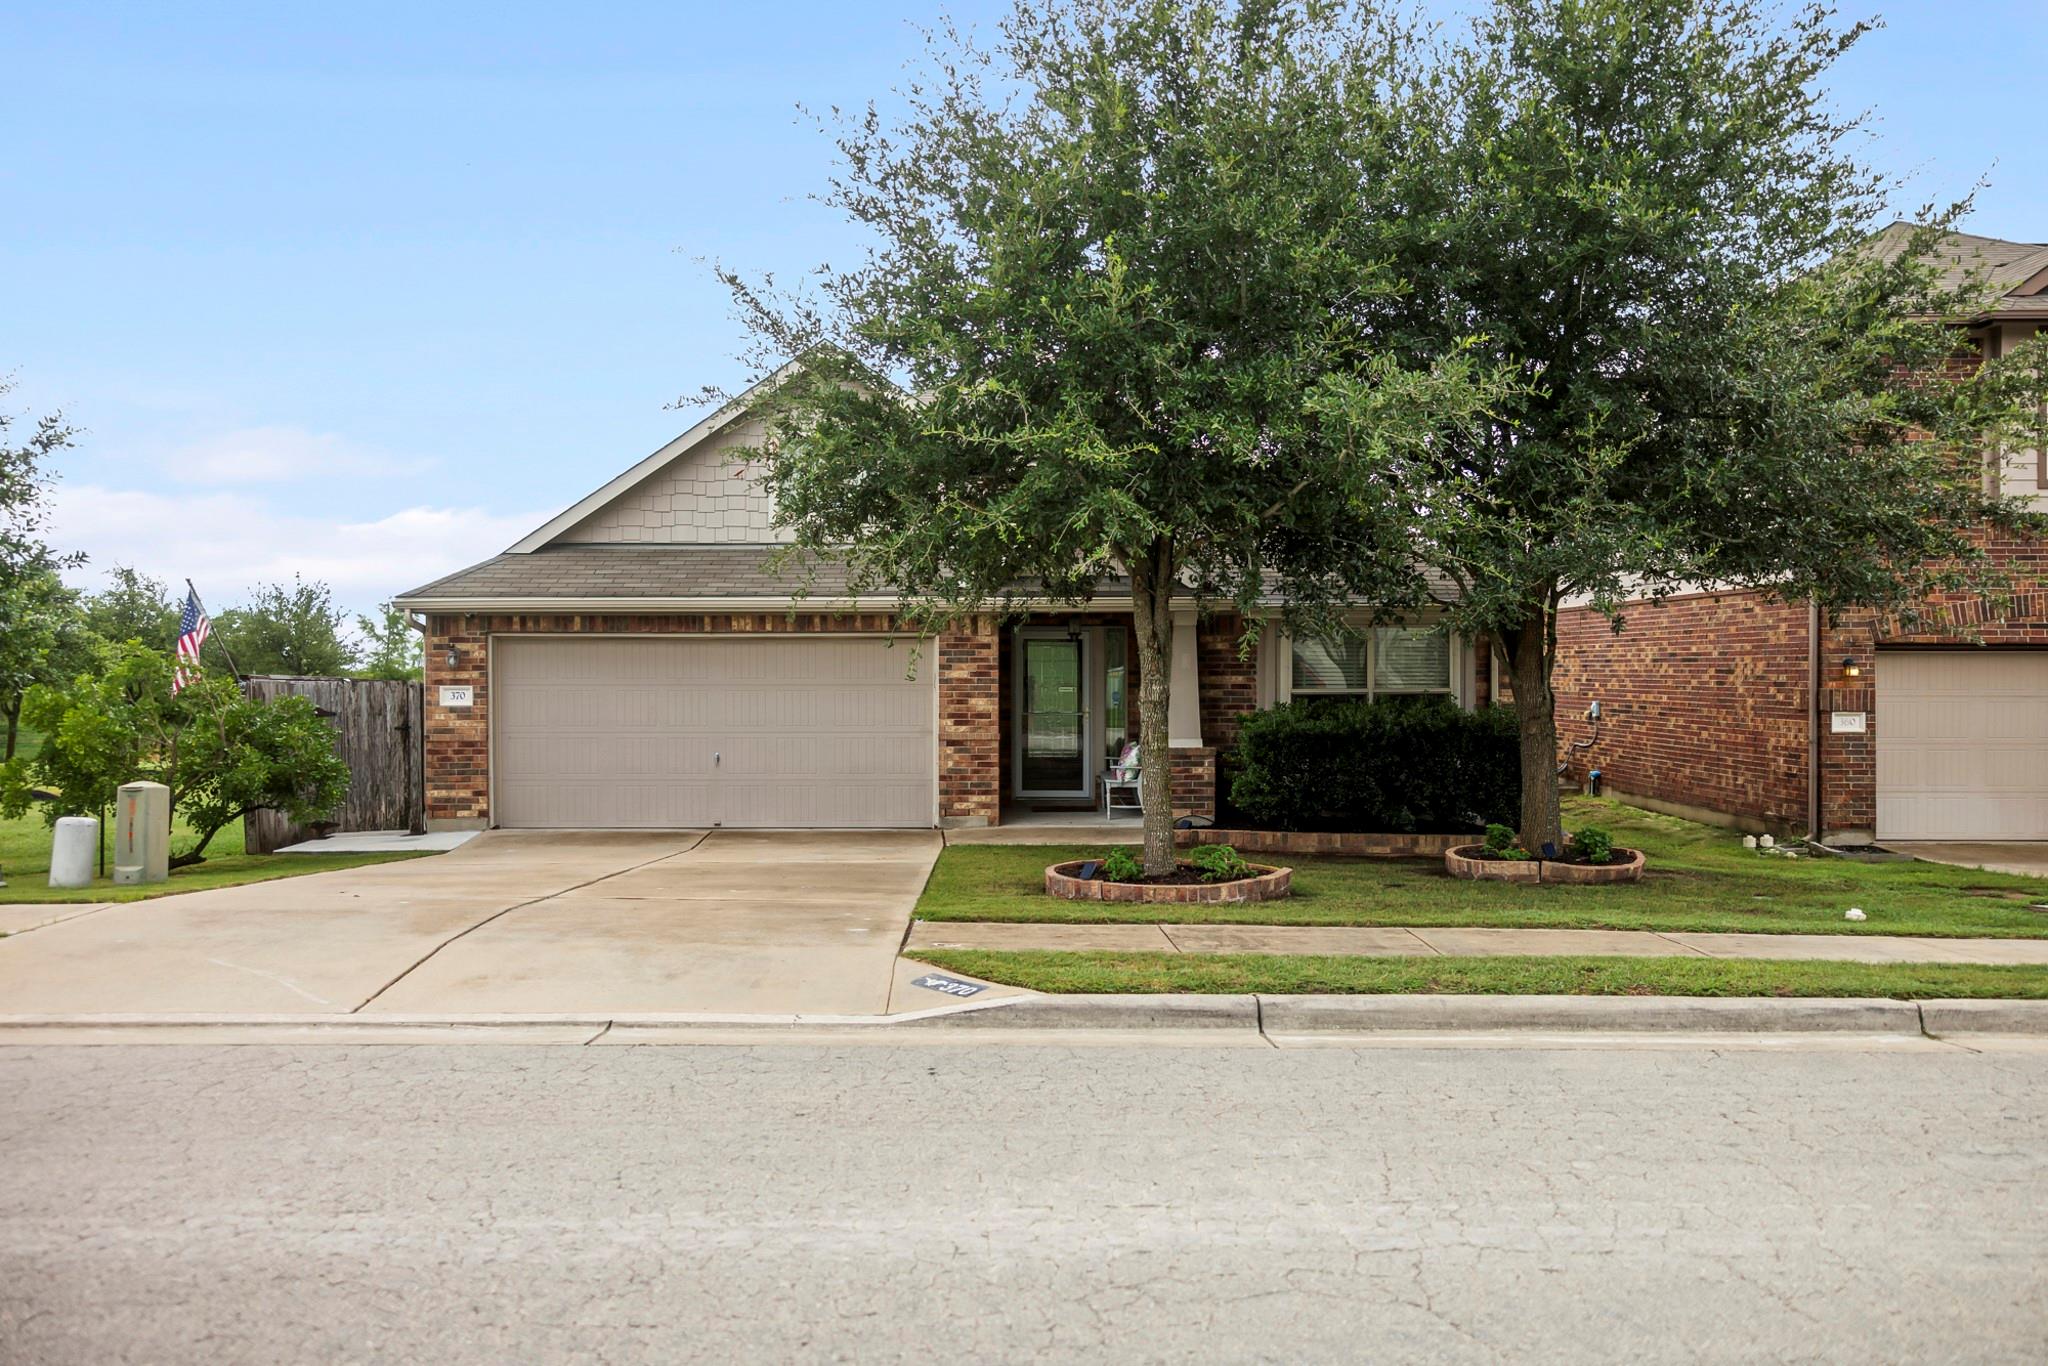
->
1876, 649, 2048, 841
492, 636, 934, 829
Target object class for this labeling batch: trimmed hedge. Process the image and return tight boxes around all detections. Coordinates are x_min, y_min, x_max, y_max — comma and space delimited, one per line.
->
1226, 696, 1520, 833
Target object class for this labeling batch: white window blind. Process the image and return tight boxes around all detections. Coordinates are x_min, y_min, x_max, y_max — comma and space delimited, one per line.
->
1374, 627, 1452, 692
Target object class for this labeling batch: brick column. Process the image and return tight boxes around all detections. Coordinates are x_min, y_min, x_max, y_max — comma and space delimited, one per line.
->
422, 615, 491, 829
937, 616, 1001, 827
1169, 746, 1217, 821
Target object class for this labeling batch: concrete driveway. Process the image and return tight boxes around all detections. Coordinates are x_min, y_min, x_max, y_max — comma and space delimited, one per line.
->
0, 830, 942, 1018
1888, 842, 2048, 879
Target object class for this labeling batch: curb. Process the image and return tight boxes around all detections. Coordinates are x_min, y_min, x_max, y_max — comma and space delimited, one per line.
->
1258, 994, 1925, 1035
893, 994, 1259, 1030
0, 996, 2042, 1040
1917, 999, 2048, 1036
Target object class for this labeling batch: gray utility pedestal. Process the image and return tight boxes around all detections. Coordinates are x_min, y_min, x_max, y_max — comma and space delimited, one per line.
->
114, 781, 171, 885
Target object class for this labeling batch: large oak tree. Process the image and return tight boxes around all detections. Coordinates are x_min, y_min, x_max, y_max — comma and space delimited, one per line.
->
714, 0, 1495, 872
1312, 0, 2048, 851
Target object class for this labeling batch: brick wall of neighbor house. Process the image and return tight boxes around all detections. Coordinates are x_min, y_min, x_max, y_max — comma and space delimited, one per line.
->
1551, 531, 2048, 839
421, 610, 932, 827
937, 617, 1002, 827
1551, 591, 1813, 835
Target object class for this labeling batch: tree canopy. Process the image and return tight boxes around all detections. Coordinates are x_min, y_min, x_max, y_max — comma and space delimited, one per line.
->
715, 0, 1497, 870
1307, 0, 2048, 848
0, 643, 350, 866
213, 575, 354, 678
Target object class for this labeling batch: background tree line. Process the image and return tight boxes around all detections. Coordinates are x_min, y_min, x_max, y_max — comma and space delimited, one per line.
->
2, 385, 392, 858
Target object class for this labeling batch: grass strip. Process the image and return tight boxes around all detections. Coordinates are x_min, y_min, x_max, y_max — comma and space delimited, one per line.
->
912, 949, 2048, 999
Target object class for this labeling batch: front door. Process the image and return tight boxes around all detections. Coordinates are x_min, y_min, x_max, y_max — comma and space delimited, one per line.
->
1016, 632, 1091, 799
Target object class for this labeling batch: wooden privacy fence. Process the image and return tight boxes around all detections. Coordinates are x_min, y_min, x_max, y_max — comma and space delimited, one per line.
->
242, 676, 425, 854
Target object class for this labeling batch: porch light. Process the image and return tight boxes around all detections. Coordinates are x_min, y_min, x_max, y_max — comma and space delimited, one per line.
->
1840, 657, 1860, 679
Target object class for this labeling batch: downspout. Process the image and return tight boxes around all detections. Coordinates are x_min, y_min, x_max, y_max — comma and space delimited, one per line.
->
1807, 598, 1822, 843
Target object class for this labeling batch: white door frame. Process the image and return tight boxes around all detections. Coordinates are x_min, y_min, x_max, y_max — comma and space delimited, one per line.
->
1013, 626, 1095, 800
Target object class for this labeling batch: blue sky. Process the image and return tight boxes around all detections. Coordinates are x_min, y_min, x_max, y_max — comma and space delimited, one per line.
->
5, 1, 2043, 618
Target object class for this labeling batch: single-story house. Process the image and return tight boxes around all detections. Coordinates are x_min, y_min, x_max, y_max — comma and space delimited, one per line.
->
1549, 226, 2048, 845
395, 387, 1486, 831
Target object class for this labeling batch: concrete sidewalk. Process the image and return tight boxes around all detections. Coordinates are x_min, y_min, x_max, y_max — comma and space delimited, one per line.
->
905, 921, 2048, 965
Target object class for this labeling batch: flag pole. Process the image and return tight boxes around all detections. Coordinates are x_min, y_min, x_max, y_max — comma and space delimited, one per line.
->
185, 579, 243, 681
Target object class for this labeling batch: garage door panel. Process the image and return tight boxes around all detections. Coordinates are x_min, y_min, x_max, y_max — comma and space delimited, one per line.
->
1877, 650, 2048, 841
493, 637, 933, 829
722, 735, 933, 778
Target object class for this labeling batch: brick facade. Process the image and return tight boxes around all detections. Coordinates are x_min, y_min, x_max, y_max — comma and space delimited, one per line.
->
1168, 746, 1218, 821
1551, 591, 1813, 835
419, 607, 1265, 830
422, 610, 903, 828
1196, 615, 1259, 754
1551, 531, 2048, 840
936, 617, 1001, 827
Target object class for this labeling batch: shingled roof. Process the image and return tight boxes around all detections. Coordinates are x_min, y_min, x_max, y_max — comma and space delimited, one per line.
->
1867, 222, 2048, 320
394, 545, 870, 607
395, 544, 1465, 611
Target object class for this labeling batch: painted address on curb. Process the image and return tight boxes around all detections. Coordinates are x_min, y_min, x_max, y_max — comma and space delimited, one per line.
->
912, 973, 987, 998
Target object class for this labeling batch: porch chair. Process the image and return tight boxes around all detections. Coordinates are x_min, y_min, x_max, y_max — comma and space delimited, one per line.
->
1101, 743, 1143, 818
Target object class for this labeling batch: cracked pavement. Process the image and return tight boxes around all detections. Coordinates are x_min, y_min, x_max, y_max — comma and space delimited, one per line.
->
2, 1039, 2044, 1362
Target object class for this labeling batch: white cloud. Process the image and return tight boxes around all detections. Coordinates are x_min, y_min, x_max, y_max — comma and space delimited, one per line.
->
49, 484, 542, 611
159, 425, 419, 485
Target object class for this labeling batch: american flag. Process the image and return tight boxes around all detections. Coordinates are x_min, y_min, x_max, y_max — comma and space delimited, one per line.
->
173, 589, 210, 694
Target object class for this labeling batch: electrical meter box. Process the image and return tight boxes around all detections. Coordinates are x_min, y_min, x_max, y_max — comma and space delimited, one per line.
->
113, 781, 171, 885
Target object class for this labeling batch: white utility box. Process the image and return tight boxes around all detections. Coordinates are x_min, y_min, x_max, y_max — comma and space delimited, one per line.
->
113, 781, 171, 885
48, 815, 99, 889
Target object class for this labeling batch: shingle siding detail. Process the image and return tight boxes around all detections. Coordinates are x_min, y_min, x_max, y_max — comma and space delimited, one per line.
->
558, 419, 790, 546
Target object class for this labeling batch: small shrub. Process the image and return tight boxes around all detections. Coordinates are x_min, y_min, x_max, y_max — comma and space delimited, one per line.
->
1187, 843, 1253, 883
1482, 823, 1531, 861
1228, 696, 1519, 833
1100, 847, 1143, 882
1569, 825, 1615, 865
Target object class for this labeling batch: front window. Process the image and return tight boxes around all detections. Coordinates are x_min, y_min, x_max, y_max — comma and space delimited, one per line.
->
1288, 626, 1454, 702
1288, 634, 1370, 698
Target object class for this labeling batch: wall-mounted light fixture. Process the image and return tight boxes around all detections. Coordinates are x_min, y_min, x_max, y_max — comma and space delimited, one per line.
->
1841, 657, 1861, 679
445, 645, 461, 669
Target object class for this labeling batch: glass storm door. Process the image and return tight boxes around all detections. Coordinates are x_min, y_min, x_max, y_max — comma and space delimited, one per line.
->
1018, 635, 1090, 797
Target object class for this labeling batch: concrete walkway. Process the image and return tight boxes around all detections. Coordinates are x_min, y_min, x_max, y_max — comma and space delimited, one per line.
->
905, 921, 2048, 965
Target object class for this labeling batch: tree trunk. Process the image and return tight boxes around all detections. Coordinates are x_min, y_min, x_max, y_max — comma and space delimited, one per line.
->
1128, 542, 1179, 877
167, 814, 232, 870
3, 696, 18, 762
1505, 608, 1565, 856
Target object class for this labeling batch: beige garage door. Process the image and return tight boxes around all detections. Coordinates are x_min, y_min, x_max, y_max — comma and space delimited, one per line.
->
493, 637, 934, 829
1876, 649, 2048, 841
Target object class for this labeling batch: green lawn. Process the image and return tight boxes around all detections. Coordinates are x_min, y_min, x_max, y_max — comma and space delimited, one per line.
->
920, 798, 2048, 937
913, 949, 2048, 999
0, 809, 429, 907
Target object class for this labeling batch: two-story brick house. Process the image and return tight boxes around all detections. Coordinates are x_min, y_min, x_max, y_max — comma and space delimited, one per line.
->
1549, 227, 2048, 845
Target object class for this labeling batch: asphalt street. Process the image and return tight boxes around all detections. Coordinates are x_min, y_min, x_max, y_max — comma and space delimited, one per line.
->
3, 1039, 2043, 1363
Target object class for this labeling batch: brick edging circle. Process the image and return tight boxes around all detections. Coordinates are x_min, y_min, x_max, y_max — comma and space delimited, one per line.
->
1444, 845, 1646, 884
1045, 860, 1295, 904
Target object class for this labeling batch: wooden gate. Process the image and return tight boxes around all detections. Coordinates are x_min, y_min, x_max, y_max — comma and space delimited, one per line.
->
242, 677, 425, 853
